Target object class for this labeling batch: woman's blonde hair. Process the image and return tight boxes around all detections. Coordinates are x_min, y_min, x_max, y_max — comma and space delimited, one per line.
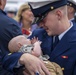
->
15, 4, 30, 22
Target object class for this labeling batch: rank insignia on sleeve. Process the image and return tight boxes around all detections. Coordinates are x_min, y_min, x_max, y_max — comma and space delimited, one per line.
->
61, 56, 68, 58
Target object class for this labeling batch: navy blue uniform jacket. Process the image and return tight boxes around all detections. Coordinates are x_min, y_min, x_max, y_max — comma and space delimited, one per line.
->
0, 9, 23, 75
72, 19, 76, 25
29, 24, 76, 75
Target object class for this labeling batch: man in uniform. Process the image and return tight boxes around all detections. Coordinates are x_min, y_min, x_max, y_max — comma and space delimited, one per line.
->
67, 0, 76, 24
29, 0, 76, 75
0, 0, 50, 75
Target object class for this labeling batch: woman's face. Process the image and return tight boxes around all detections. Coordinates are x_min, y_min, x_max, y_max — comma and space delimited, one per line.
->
22, 9, 34, 23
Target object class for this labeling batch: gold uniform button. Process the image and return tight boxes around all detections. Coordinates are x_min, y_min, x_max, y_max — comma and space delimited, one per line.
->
70, 3, 72, 6
62, 68, 64, 71
51, 6, 54, 10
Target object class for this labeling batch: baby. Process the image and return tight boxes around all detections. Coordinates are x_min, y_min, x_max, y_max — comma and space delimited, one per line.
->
8, 35, 63, 75
8, 35, 42, 57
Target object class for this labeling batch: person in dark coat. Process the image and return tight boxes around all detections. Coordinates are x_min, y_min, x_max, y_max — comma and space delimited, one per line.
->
0, 0, 50, 75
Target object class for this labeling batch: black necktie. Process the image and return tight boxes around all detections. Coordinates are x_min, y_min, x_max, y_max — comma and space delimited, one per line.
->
53, 36, 59, 49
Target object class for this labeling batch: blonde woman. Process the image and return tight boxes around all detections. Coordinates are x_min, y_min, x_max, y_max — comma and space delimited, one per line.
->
15, 4, 35, 37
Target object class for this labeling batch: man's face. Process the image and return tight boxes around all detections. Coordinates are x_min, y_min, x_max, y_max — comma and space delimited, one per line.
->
42, 11, 60, 36
0, 0, 7, 10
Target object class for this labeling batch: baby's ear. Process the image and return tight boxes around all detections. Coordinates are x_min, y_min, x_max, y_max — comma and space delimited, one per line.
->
18, 42, 22, 49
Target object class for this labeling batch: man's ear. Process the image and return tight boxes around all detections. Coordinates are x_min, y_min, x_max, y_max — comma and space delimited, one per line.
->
56, 10, 62, 20
18, 42, 22, 49
70, 7, 74, 13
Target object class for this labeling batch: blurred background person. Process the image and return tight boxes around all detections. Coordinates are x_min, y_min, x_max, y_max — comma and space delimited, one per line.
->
5, 7, 17, 18
14, 4, 35, 37
67, 0, 76, 23
75, 13, 76, 22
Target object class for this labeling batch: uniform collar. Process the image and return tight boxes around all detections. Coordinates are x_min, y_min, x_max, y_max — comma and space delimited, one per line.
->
0, 9, 6, 15
70, 18, 74, 22
58, 22, 73, 40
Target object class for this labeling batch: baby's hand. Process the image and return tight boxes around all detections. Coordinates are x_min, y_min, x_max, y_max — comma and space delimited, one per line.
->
31, 40, 42, 57
31, 37, 38, 44
34, 41, 42, 46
